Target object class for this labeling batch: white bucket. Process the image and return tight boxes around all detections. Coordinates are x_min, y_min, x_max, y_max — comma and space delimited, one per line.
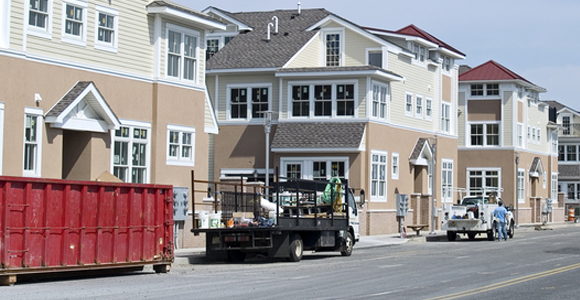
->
467, 211, 474, 219
209, 212, 221, 228
268, 210, 277, 224
198, 211, 209, 229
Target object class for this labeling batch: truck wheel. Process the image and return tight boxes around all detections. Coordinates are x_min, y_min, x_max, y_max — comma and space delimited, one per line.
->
487, 223, 496, 241
508, 221, 515, 239
288, 234, 303, 262
340, 232, 354, 256
447, 231, 456, 241
153, 264, 171, 273
226, 250, 246, 263
467, 233, 476, 240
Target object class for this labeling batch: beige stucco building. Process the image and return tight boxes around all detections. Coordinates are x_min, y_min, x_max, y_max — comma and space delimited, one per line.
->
0, 0, 225, 248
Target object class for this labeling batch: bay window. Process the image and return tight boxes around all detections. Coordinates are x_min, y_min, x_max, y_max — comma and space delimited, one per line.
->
167, 25, 199, 82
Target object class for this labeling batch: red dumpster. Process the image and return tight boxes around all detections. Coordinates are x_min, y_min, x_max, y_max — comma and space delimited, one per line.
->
0, 176, 173, 286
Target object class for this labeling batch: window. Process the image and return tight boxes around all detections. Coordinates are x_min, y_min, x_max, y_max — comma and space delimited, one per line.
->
412, 43, 425, 62
62, 0, 87, 45
551, 131, 558, 154
537, 127, 541, 144
167, 25, 199, 82
314, 85, 332, 116
167, 125, 195, 166
471, 84, 483, 96
230, 88, 247, 119
113, 123, 150, 183
467, 169, 500, 196
559, 145, 565, 161
441, 103, 450, 133
551, 173, 558, 200
23, 109, 43, 177
517, 123, 523, 147
95, 6, 118, 51
336, 84, 354, 116
543, 171, 547, 189
252, 88, 269, 118
567, 183, 575, 200
532, 127, 536, 143
442, 56, 452, 72
405, 93, 413, 115
292, 85, 310, 117
486, 84, 499, 96
325, 33, 341, 67
567, 145, 577, 161
312, 161, 327, 181
527, 125, 531, 141
206, 38, 219, 60
517, 169, 525, 203
371, 151, 387, 201
391, 153, 399, 180
371, 82, 389, 120
442, 160, 453, 203
28, 0, 52, 37
228, 85, 270, 120
470, 123, 499, 146
290, 82, 355, 118
286, 164, 302, 179
415, 96, 423, 118
562, 115, 571, 135
368, 51, 382, 68
425, 99, 432, 120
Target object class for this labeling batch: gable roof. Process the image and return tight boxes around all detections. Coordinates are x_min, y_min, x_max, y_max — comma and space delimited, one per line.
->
409, 138, 433, 166
395, 24, 465, 57
147, 1, 226, 30
271, 122, 365, 152
459, 60, 546, 92
543, 100, 580, 116
206, 8, 331, 70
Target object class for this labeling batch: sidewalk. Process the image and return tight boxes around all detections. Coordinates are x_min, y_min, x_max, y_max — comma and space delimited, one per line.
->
172, 222, 578, 265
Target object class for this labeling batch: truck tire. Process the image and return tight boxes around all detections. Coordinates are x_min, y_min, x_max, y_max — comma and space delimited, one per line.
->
288, 234, 303, 262
508, 221, 515, 239
226, 250, 246, 263
467, 232, 476, 240
340, 232, 354, 256
487, 222, 496, 241
447, 231, 457, 241
153, 264, 171, 273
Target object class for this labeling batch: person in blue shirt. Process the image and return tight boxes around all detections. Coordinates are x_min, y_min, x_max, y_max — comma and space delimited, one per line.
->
493, 200, 508, 241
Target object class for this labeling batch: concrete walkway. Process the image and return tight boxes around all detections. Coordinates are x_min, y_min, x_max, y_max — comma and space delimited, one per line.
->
173, 222, 578, 265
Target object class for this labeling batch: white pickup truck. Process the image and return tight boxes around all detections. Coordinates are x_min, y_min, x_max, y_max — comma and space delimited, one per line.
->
442, 195, 514, 241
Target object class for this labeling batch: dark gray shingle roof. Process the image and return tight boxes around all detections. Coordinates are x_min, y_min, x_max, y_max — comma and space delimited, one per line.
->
559, 165, 580, 178
277, 66, 404, 79
147, 1, 224, 24
46, 81, 92, 117
207, 9, 331, 70
409, 138, 429, 160
271, 122, 365, 149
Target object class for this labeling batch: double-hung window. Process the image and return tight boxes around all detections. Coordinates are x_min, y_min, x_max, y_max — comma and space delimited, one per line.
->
415, 96, 423, 118
230, 88, 247, 119
206, 38, 219, 60
95, 6, 118, 51
551, 173, 558, 200
562, 115, 571, 135
517, 123, 523, 147
425, 98, 432, 120
28, 0, 52, 38
292, 85, 309, 117
468, 169, 500, 196
441, 103, 450, 133
325, 32, 341, 67
228, 85, 270, 120
567, 145, 577, 161
167, 25, 199, 82
470, 123, 499, 146
441, 160, 453, 203
286, 163, 302, 179
290, 82, 355, 118
370, 151, 388, 201
167, 125, 195, 166
62, 0, 87, 45
336, 84, 354, 116
314, 85, 332, 116
412, 43, 425, 62
405, 93, 413, 116
517, 169, 525, 203
391, 153, 399, 180
251, 88, 269, 118
112, 123, 150, 183
371, 82, 389, 120
23, 108, 43, 177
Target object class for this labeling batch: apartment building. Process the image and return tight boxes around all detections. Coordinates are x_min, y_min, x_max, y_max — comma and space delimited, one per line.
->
0, 0, 225, 247
203, 5, 465, 235
458, 61, 561, 224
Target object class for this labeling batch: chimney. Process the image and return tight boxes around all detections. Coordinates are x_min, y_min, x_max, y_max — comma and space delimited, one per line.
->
297, 2, 301, 15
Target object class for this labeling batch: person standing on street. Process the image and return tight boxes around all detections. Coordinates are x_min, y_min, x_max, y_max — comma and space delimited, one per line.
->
494, 200, 508, 241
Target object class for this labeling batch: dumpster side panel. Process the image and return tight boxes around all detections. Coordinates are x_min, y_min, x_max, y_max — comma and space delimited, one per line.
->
0, 176, 173, 275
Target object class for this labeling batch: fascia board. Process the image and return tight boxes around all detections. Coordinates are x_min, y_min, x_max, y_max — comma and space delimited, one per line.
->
206, 68, 277, 74
147, 7, 226, 31
271, 147, 362, 153
202, 7, 252, 31
276, 70, 404, 82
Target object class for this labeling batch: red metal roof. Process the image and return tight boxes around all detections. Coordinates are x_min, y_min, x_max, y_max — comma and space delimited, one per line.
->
458, 60, 531, 83
395, 24, 465, 57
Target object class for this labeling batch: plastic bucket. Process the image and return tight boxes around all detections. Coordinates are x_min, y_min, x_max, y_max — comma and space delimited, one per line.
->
198, 211, 209, 229
209, 212, 221, 228
568, 208, 575, 221
268, 210, 277, 224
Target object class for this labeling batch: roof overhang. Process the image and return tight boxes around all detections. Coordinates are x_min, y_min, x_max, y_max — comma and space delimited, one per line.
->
206, 68, 277, 75
365, 29, 465, 59
459, 79, 547, 93
529, 157, 544, 177
276, 68, 404, 82
271, 147, 362, 153
147, 6, 226, 31
202, 7, 252, 31
409, 138, 433, 166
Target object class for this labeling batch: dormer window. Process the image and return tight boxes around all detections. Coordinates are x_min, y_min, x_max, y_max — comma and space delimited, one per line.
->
442, 56, 452, 72
486, 84, 499, 96
326, 33, 341, 66
412, 43, 425, 62
368, 51, 382, 68
471, 84, 499, 97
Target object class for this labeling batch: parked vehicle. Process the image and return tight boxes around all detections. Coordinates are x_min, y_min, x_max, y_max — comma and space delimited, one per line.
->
0, 176, 174, 286
441, 191, 514, 241
191, 174, 361, 262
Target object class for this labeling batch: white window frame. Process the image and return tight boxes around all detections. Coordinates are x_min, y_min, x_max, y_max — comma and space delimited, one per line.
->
111, 120, 151, 184
551, 131, 558, 154
415, 95, 423, 118
517, 123, 523, 148
94, 5, 118, 52
551, 173, 558, 200
321, 28, 344, 67
287, 80, 357, 119
470, 83, 499, 97
405, 92, 413, 116
279, 157, 349, 181
537, 127, 541, 144
61, 0, 87, 46
166, 23, 200, 83
543, 171, 547, 189
370, 150, 388, 202
391, 153, 399, 180
466, 168, 501, 197
371, 81, 389, 121
166, 124, 195, 167
517, 168, 525, 203
468, 122, 500, 147
205, 33, 238, 60
441, 102, 451, 133
561, 114, 572, 135
441, 159, 453, 203
366, 48, 385, 69
425, 98, 432, 120
411, 43, 426, 65
25, 0, 53, 39
23, 107, 43, 177
226, 83, 272, 122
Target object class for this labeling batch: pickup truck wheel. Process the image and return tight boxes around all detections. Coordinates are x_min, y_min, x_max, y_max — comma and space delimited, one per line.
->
447, 231, 457, 241
340, 232, 354, 256
288, 234, 303, 262
508, 221, 515, 239
226, 250, 246, 263
487, 222, 496, 241
467, 233, 476, 240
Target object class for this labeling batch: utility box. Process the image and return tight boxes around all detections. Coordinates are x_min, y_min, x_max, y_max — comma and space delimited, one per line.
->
173, 187, 189, 221
545, 198, 553, 213
396, 194, 409, 216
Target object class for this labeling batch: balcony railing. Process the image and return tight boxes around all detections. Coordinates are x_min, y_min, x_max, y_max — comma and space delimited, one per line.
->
559, 123, 580, 137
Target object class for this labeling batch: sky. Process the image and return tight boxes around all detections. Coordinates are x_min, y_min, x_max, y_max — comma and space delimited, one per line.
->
173, 0, 579, 108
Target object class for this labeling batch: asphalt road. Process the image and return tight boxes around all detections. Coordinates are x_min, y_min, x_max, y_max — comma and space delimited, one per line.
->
2, 226, 580, 299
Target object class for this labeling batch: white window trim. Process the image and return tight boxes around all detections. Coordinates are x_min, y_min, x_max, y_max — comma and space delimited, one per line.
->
279, 156, 350, 181
25, 0, 54, 39
165, 23, 200, 84
94, 5, 118, 52
287, 80, 358, 119
405, 92, 413, 116
391, 152, 399, 180
517, 123, 524, 148
425, 98, 433, 121
370, 81, 390, 122
110, 120, 151, 184
226, 83, 272, 122
542, 171, 547, 189
551, 173, 558, 200
365, 47, 387, 69
410, 42, 426, 66
415, 95, 423, 119
466, 168, 502, 197
470, 83, 500, 98
166, 124, 195, 167
468, 121, 501, 147
370, 150, 388, 202
61, 0, 88, 46
23, 107, 43, 178
441, 101, 451, 133
441, 56, 453, 75
517, 168, 525, 204
441, 159, 454, 203
320, 27, 345, 67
